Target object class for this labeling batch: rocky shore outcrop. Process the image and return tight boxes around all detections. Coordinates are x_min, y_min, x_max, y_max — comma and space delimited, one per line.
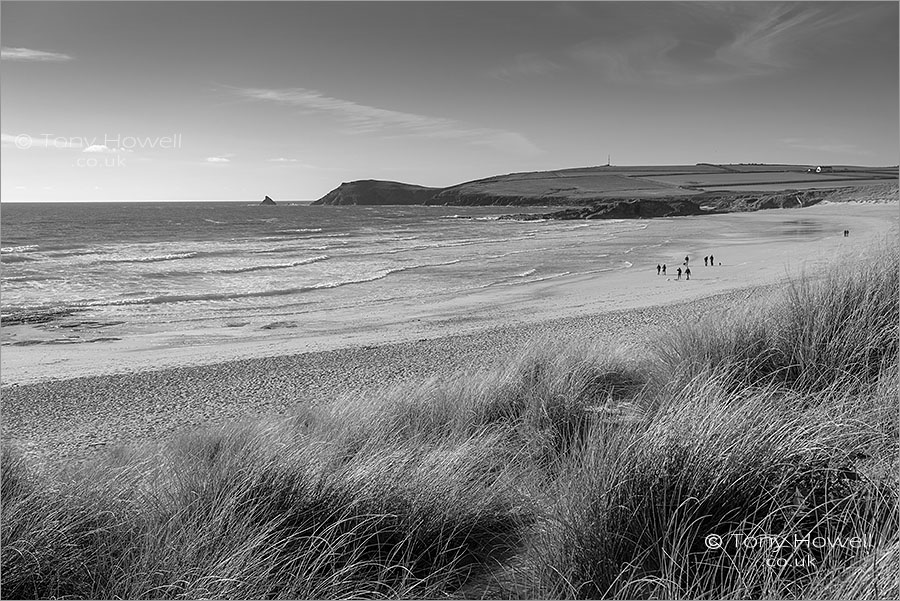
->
500, 189, 841, 221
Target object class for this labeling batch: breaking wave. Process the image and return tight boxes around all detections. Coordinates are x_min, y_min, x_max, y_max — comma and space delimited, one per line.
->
74, 259, 462, 307
1, 245, 39, 254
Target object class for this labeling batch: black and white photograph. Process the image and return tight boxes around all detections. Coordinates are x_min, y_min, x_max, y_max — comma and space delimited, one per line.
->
1, 1, 898, 598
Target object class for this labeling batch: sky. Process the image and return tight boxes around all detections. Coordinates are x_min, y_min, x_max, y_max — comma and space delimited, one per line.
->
1, 1, 897, 202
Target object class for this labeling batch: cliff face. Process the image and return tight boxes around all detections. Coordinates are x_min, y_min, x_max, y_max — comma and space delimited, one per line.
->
500, 190, 836, 221
699, 189, 830, 212
502, 199, 709, 221
312, 180, 440, 205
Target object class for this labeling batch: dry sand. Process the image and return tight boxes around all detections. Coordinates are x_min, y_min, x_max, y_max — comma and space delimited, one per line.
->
2, 202, 897, 468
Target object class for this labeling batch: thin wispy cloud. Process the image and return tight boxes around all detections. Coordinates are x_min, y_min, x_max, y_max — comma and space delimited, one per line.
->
1, 132, 81, 149
570, 34, 680, 83
712, 3, 863, 74
206, 156, 230, 163
566, 3, 881, 85
83, 144, 130, 154
1, 47, 73, 62
781, 138, 873, 156
233, 87, 542, 156
266, 158, 345, 171
489, 53, 564, 80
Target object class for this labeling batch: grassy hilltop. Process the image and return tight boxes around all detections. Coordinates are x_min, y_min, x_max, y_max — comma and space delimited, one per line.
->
2, 240, 898, 599
313, 163, 899, 206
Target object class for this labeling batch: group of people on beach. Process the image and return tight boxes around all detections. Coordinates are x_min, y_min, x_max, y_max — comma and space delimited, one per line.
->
656, 254, 718, 281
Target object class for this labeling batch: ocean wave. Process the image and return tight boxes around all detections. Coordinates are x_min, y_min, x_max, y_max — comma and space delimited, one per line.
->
214, 255, 329, 274
482, 247, 553, 260
1, 245, 39, 254
0, 254, 36, 263
74, 259, 462, 308
203, 218, 227, 224
479, 270, 572, 289
273, 228, 324, 234
47, 249, 101, 258
341, 235, 542, 259
1, 306, 83, 326
441, 215, 503, 222
2, 274, 59, 282
99, 252, 200, 264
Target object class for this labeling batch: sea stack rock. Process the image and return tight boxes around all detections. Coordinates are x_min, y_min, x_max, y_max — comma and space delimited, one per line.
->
260, 196, 276, 206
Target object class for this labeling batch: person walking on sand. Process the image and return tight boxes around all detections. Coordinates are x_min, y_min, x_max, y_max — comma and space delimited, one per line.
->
704, 256, 709, 267
662, 264, 666, 275
657, 264, 661, 275
684, 255, 689, 266
676, 267, 682, 280
709, 254, 714, 266
685, 266, 691, 280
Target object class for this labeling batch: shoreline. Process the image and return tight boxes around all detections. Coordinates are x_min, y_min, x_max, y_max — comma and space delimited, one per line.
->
2, 201, 897, 468
2, 284, 781, 469
3, 202, 896, 387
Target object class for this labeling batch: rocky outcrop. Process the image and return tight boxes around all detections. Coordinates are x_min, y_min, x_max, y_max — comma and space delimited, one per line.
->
313, 180, 440, 205
260, 196, 276, 206
501, 190, 834, 221
502, 199, 710, 221
698, 189, 830, 212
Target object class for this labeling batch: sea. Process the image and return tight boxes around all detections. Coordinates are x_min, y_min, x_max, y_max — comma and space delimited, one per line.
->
1, 202, 652, 332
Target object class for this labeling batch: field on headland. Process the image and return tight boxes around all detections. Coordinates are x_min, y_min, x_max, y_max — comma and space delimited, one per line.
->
315, 164, 898, 205
2, 237, 897, 599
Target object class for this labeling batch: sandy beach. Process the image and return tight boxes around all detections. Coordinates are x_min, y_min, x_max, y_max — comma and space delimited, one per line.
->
2, 201, 897, 467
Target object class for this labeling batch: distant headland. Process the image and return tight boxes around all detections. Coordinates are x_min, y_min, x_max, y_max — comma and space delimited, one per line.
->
312, 163, 898, 218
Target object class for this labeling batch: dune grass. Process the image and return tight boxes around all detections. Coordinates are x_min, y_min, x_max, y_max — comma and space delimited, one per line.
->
2, 241, 897, 599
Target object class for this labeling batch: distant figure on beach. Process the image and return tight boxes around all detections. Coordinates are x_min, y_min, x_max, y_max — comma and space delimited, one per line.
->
676, 267, 682, 280
844, 229, 850, 237
709, 254, 714, 265
662, 264, 667, 275
684, 255, 689, 266
685, 267, 691, 280
704, 256, 709, 266
656, 264, 661, 275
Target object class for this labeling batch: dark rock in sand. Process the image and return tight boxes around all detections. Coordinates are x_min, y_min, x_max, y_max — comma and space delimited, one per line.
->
260, 196, 276, 206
